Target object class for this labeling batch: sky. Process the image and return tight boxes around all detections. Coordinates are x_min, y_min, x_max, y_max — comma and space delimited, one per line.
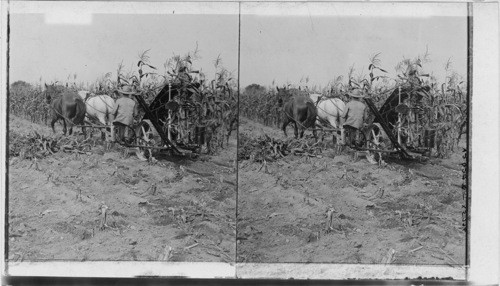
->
9, 2, 239, 87
9, 2, 468, 91
240, 2, 468, 89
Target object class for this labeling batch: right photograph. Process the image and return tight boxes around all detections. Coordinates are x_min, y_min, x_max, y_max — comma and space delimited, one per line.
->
237, 2, 468, 264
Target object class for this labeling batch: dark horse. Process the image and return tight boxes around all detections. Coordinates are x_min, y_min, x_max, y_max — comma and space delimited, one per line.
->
278, 87, 317, 139
45, 83, 86, 136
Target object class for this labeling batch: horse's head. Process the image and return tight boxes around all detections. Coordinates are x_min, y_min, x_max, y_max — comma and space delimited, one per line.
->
276, 86, 287, 95
85, 92, 92, 102
277, 97, 284, 107
276, 86, 290, 106
310, 93, 322, 105
44, 83, 66, 104
44, 83, 54, 104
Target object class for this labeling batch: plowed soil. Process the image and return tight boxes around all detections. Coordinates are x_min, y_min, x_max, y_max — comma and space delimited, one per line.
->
236, 118, 466, 265
7, 116, 236, 262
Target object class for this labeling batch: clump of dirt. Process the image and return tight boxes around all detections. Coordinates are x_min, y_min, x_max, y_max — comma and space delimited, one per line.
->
7, 116, 236, 262
237, 118, 466, 265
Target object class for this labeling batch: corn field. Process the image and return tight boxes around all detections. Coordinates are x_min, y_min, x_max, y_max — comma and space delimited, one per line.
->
9, 82, 52, 125
240, 84, 281, 127
115, 49, 238, 152
239, 54, 468, 158
9, 49, 238, 154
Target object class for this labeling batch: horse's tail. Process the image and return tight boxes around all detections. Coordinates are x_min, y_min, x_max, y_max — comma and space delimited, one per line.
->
338, 98, 346, 114
334, 98, 346, 125
105, 105, 110, 124
305, 101, 317, 127
73, 98, 87, 125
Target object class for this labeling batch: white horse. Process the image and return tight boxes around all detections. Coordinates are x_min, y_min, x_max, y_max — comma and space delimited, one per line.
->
85, 94, 115, 126
79, 93, 115, 141
309, 94, 346, 129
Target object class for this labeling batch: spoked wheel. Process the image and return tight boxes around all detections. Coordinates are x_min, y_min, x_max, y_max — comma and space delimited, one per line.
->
365, 123, 389, 152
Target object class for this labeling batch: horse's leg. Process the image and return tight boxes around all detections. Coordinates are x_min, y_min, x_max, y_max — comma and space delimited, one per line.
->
50, 117, 58, 133
68, 120, 74, 136
98, 114, 107, 140
294, 122, 299, 139
62, 119, 67, 135
299, 121, 306, 138
282, 118, 289, 137
99, 114, 106, 141
67, 117, 76, 136
101, 115, 107, 141
328, 117, 338, 145
315, 119, 325, 142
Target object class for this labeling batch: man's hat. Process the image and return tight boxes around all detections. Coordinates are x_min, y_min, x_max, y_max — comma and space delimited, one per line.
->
347, 89, 365, 98
116, 85, 140, 95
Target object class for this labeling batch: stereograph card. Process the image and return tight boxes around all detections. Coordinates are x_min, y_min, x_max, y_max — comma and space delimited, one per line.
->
0, 1, 498, 284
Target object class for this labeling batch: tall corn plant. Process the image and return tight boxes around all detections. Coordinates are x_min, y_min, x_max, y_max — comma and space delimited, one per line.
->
116, 50, 165, 105
153, 48, 237, 152
9, 81, 51, 125
392, 53, 465, 158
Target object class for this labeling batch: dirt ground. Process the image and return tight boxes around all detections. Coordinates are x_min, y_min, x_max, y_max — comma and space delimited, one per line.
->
6, 115, 467, 265
7, 115, 236, 262
236, 117, 466, 265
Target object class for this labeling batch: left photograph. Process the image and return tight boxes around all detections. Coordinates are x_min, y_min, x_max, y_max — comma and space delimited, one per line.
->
6, 2, 238, 262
